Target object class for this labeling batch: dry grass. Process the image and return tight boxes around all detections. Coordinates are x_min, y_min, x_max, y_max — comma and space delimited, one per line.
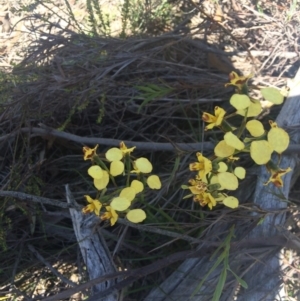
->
0, 0, 300, 300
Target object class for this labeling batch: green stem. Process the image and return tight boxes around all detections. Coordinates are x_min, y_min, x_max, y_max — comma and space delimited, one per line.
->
236, 108, 248, 138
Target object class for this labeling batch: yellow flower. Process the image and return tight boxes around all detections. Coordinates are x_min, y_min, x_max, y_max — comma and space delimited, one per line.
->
250, 140, 273, 165
110, 161, 124, 177
111, 196, 131, 211
225, 71, 253, 91
223, 196, 239, 208
267, 121, 289, 154
202, 106, 226, 130
88, 166, 109, 191
94, 170, 109, 190
106, 147, 123, 162
88, 165, 104, 179
230, 94, 251, 110
264, 167, 292, 187
214, 193, 239, 209
82, 195, 102, 216
246, 120, 265, 137
224, 132, 245, 150
188, 178, 207, 195
83, 145, 98, 161
147, 175, 162, 189
120, 141, 136, 156
189, 152, 212, 179
237, 99, 261, 117
234, 167, 246, 179
105, 142, 135, 177
120, 187, 136, 202
215, 140, 235, 158
105, 147, 124, 176
132, 157, 153, 173
249, 121, 290, 165
194, 192, 216, 210
217, 162, 228, 172
126, 209, 146, 223
101, 206, 118, 226
130, 180, 144, 193
217, 172, 238, 190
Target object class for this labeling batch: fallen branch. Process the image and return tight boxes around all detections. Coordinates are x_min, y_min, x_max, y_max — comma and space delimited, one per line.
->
1, 125, 300, 153
0, 190, 80, 210
65, 185, 119, 301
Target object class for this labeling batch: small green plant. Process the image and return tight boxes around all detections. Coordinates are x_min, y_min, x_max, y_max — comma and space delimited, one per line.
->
120, 0, 174, 37
256, 2, 264, 14
286, 0, 298, 21
192, 226, 248, 300
135, 83, 173, 113
86, 0, 111, 36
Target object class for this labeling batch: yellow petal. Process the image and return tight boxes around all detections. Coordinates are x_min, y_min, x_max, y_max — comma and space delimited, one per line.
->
190, 153, 212, 179
110, 209, 118, 226
93, 200, 102, 215
261, 87, 284, 105
246, 120, 265, 137
250, 140, 273, 165
147, 175, 162, 189
264, 166, 292, 187
217, 172, 238, 190
202, 112, 216, 123
230, 94, 251, 110
94, 170, 109, 190
120, 141, 136, 155
215, 193, 226, 202
83, 195, 102, 215
215, 140, 235, 158
223, 196, 239, 208
83, 145, 98, 161
224, 132, 245, 150
105, 148, 123, 162
110, 161, 124, 176
110, 197, 131, 211
120, 187, 136, 202
267, 122, 289, 154
131, 180, 144, 193
126, 209, 146, 223
101, 206, 118, 226
88, 165, 103, 179
214, 106, 226, 126
84, 195, 94, 204
202, 173, 223, 189
234, 167, 246, 179
135, 158, 153, 173
218, 162, 228, 172
82, 204, 94, 214
237, 99, 261, 117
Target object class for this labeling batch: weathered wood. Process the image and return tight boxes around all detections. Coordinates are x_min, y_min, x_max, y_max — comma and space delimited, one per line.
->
65, 185, 119, 301
236, 69, 300, 301
143, 69, 300, 301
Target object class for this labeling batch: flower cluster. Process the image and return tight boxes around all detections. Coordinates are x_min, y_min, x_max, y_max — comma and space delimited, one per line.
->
82, 142, 161, 225
184, 71, 291, 210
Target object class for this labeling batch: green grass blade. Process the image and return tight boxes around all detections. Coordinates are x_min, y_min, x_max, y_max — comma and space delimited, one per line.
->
191, 252, 226, 298
212, 267, 227, 301
228, 268, 248, 289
